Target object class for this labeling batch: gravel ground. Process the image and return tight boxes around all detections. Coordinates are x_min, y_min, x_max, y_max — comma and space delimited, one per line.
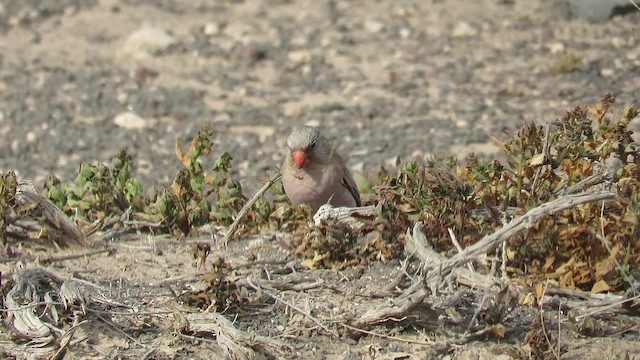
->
1, 0, 639, 194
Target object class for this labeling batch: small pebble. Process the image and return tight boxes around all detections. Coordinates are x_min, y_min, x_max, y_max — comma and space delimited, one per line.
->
122, 26, 177, 58
451, 21, 478, 37
113, 111, 147, 129
364, 19, 385, 33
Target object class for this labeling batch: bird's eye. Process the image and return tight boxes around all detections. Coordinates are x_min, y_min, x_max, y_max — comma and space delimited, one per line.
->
309, 141, 316, 149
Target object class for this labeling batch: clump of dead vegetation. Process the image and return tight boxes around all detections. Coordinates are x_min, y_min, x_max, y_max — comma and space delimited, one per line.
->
0, 95, 638, 359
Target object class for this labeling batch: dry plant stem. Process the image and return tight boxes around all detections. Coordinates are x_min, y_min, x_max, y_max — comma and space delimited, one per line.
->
342, 323, 501, 350
347, 277, 430, 330
246, 276, 339, 338
557, 301, 561, 359
86, 308, 174, 316
407, 223, 491, 292
184, 311, 291, 358
414, 225, 629, 315
574, 293, 640, 320
532, 121, 561, 195
425, 191, 615, 276
539, 282, 561, 360
39, 249, 112, 264
0, 257, 22, 264
51, 316, 88, 359
187, 312, 254, 359
313, 204, 377, 229
368, 258, 411, 297
239, 277, 328, 292
406, 191, 625, 323
96, 314, 146, 349
630, 0, 640, 11
466, 296, 486, 332
339, 323, 447, 348
447, 228, 474, 272
16, 184, 88, 247
224, 172, 282, 244
553, 173, 612, 196
500, 239, 507, 279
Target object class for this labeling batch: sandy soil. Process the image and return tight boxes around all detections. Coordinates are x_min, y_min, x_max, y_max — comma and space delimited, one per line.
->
0, 0, 639, 359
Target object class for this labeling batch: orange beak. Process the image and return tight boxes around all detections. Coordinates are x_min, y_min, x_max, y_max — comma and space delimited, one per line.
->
292, 150, 308, 169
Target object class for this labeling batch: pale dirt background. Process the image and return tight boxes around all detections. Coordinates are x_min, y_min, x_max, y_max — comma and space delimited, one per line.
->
0, 0, 639, 359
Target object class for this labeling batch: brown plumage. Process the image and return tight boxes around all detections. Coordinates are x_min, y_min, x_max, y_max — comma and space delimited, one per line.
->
282, 126, 360, 213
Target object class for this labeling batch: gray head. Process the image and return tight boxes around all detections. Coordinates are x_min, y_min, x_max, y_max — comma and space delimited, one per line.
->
286, 126, 331, 168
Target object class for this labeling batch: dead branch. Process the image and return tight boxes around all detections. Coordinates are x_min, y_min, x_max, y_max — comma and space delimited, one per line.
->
364, 258, 411, 298
38, 249, 112, 265
185, 311, 291, 359
313, 204, 377, 230
347, 276, 430, 331
3, 262, 90, 357
341, 191, 612, 334
573, 293, 640, 320
95, 313, 146, 349
12, 183, 87, 247
531, 121, 561, 195
238, 277, 329, 292
538, 283, 561, 360
406, 190, 637, 319
553, 173, 612, 196
425, 191, 615, 279
342, 318, 503, 349
51, 315, 90, 360
246, 276, 339, 338
224, 172, 282, 244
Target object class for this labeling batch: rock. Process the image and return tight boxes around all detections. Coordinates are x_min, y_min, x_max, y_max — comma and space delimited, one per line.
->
287, 50, 311, 64
122, 26, 177, 59
305, 119, 321, 127
600, 68, 615, 77
281, 102, 303, 118
451, 21, 478, 38
26, 131, 37, 142
552, 0, 636, 22
364, 19, 385, 33
202, 22, 223, 36
547, 42, 565, 55
610, 37, 626, 49
113, 111, 147, 129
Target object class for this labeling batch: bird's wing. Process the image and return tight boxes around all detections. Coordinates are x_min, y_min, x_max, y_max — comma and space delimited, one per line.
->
336, 154, 361, 206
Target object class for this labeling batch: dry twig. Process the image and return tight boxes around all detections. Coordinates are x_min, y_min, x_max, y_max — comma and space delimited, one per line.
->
184, 311, 290, 359
538, 282, 561, 360
246, 276, 339, 338
347, 277, 430, 330
38, 249, 112, 265
11, 183, 87, 247
313, 204, 376, 230
224, 172, 282, 244
424, 191, 615, 280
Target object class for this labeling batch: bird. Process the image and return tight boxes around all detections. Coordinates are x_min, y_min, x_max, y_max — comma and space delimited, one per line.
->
281, 126, 361, 213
